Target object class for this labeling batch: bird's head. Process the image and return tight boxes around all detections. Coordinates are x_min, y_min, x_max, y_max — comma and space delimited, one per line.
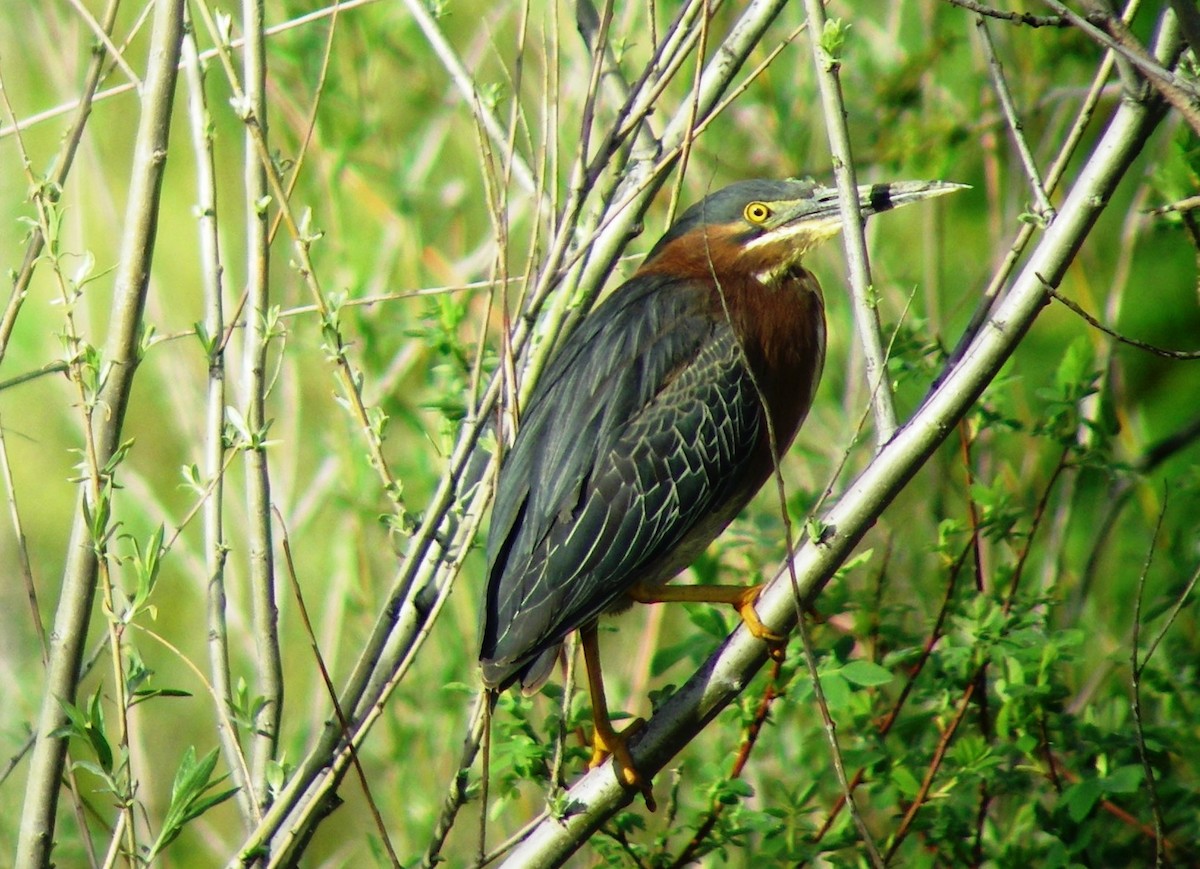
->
642, 178, 967, 287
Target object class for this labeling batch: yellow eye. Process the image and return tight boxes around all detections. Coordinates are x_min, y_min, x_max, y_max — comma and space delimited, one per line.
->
744, 202, 771, 224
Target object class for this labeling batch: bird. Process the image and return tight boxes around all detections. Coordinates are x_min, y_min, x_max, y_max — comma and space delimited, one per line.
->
479, 177, 964, 799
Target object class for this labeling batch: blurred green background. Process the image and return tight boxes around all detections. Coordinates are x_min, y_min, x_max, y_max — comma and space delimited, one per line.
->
1, 1, 1198, 865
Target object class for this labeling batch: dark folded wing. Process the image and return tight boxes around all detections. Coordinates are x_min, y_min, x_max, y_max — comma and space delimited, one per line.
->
480, 274, 765, 687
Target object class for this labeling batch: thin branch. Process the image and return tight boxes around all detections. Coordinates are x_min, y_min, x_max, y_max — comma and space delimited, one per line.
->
1046, 282, 1200, 359
943, 0, 1067, 27
0, 0, 385, 140
474, 808, 551, 867
63, 0, 143, 90
1138, 552, 1200, 673
803, 0, 898, 444
1130, 500, 1169, 867
1041, 0, 1200, 131
888, 443, 1069, 857
180, 6, 256, 826
1042, 743, 1181, 855
885, 680, 978, 861
239, 0, 284, 811
1003, 450, 1070, 612
274, 506, 401, 866
798, 612, 885, 867
420, 694, 489, 868
1147, 193, 1200, 215
497, 11, 1176, 865
399, 0, 542, 201
189, 0, 414, 532
14, 1, 187, 864
666, 662, 782, 868
813, 538, 975, 843
0, 415, 42, 659
975, 15, 1056, 221
0, 0, 124, 369
944, 0, 1142, 372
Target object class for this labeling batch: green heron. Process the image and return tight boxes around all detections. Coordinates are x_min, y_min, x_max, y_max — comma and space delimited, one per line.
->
480, 177, 962, 796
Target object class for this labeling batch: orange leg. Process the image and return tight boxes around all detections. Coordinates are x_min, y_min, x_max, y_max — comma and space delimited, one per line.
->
628, 581, 786, 653
580, 622, 655, 808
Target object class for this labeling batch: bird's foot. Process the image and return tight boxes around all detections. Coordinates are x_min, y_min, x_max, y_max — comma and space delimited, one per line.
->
589, 718, 656, 810
734, 586, 786, 661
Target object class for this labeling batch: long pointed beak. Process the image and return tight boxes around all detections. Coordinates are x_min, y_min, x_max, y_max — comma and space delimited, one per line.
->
769, 180, 968, 230
857, 180, 971, 217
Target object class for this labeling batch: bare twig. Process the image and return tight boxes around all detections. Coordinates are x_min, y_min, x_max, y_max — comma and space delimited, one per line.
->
1130, 501, 1169, 867
274, 506, 401, 866
0, 0, 123, 369
399, 0, 542, 201
1041, 0, 1200, 131
1046, 281, 1200, 359
943, 0, 1067, 27
944, 0, 1142, 372
975, 15, 1056, 221
803, 0, 898, 444
62, 0, 142, 89
0, 0, 384, 140
14, 2, 187, 864
180, 6, 256, 826
1137, 549, 1200, 672
239, 0, 284, 812
0, 417, 41, 659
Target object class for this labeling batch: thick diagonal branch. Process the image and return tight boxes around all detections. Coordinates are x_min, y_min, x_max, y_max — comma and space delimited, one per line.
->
499, 9, 1177, 868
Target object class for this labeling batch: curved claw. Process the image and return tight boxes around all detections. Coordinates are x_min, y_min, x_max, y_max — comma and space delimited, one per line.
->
734, 586, 787, 660
589, 717, 656, 810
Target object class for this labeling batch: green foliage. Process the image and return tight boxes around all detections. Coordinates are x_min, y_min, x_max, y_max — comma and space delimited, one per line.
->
146, 747, 239, 861
53, 689, 116, 782
820, 19, 851, 64
2, 1, 1199, 866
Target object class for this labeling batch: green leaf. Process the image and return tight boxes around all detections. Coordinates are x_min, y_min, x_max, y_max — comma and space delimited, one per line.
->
1104, 764, 1143, 794
685, 603, 731, 638
129, 524, 165, 613
651, 640, 699, 675
890, 764, 921, 798
1062, 778, 1102, 822
54, 689, 113, 773
1054, 337, 1093, 393
820, 18, 850, 61
840, 660, 893, 687
817, 673, 851, 710
148, 746, 239, 859
710, 777, 755, 805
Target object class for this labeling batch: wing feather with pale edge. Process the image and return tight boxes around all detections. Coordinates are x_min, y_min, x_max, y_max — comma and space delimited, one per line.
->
479, 274, 764, 688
